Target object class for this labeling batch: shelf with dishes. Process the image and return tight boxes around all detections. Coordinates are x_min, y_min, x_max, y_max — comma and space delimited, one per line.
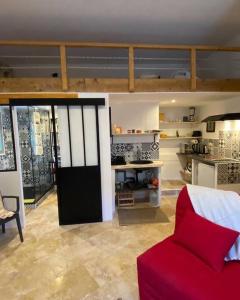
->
112, 133, 202, 140
112, 132, 159, 137
159, 136, 202, 140
112, 133, 201, 139
159, 121, 201, 126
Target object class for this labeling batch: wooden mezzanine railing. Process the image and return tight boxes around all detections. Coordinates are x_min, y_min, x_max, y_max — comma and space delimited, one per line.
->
0, 40, 240, 98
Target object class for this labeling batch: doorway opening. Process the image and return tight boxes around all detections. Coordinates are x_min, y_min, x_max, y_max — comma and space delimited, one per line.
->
16, 105, 55, 210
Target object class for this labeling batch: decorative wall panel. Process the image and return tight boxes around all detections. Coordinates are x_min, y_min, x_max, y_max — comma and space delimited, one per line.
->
0, 106, 16, 171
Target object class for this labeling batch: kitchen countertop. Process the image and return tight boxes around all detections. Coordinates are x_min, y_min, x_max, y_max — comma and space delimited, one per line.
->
111, 160, 164, 170
178, 153, 240, 166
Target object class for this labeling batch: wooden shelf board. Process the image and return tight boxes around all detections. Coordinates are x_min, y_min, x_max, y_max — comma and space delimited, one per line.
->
159, 121, 201, 125
160, 136, 202, 140
112, 133, 159, 136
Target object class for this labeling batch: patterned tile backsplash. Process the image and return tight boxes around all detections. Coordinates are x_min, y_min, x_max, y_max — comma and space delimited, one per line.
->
0, 107, 16, 171
217, 163, 240, 184
204, 130, 240, 185
204, 130, 240, 160
111, 142, 159, 161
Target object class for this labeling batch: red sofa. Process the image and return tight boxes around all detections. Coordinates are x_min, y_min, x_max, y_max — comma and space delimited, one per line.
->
137, 186, 240, 300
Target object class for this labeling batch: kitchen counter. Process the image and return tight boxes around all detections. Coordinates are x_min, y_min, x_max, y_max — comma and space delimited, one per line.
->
178, 153, 239, 166
191, 154, 240, 191
111, 160, 164, 170
111, 161, 163, 211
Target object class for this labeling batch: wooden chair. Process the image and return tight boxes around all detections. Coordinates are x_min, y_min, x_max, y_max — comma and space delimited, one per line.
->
0, 195, 24, 242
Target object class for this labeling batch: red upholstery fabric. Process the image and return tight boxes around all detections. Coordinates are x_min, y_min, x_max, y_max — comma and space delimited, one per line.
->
174, 210, 239, 272
137, 186, 240, 300
137, 236, 240, 300
175, 185, 193, 230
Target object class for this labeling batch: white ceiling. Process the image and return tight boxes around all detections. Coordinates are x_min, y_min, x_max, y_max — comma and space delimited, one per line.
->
109, 92, 240, 106
0, 0, 240, 45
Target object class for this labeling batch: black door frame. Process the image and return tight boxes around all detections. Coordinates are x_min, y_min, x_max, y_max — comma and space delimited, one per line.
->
10, 98, 105, 224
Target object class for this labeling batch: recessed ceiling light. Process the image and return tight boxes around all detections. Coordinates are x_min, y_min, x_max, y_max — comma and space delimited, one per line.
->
171, 99, 176, 103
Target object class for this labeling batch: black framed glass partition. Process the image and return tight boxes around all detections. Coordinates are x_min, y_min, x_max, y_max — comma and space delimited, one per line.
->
16, 106, 54, 206
0, 105, 17, 171
10, 98, 105, 223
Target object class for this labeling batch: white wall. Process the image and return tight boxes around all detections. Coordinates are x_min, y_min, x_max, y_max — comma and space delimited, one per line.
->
0, 107, 25, 228
110, 101, 159, 131
110, 100, 159, 143
159, 142, 182, 180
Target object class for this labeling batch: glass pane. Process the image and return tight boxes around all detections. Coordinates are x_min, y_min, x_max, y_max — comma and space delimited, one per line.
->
69, 106, 85, 167
134, 49, 190, 79
17, 106, 54, 202
0, 106, 16, 171
83, 106, 98, 166
57, 106, 71, 167
0, 46, 61, 78
197, 51, 240, 79
67, 47, 128, 78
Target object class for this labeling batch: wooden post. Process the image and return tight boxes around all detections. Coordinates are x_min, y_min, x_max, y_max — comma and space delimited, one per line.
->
128, 47, 135, 92
191, 48, 197, 91
60, 45, 68, 91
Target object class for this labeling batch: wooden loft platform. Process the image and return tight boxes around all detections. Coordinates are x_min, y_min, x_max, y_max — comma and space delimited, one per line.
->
1, 78, 240, 93
0, 40, 240, 102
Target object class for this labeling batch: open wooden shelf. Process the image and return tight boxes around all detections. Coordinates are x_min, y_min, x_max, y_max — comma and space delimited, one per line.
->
112, 133, 159, 136
159, 136, 202, 140
159, 121, 201, 125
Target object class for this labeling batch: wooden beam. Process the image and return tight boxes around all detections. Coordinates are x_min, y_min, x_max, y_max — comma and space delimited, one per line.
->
0, 92, 77, 99
0, 98, 9, 104
191, 48, 197, 91
197, 79, 240, 91
1, 78, 240, 93
129, 47, 135, 92
60, 45, 68, 91
0, 40, 239, 52
0, 78, 62, 92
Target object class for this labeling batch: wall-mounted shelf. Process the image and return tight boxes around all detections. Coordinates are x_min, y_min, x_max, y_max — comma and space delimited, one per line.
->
112, 133, 159, 137
159, 121, 201, 125
159, 136, 202, 140
112, 133, 201, 140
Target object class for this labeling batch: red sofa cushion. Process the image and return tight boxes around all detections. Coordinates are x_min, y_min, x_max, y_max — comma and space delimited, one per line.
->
137, 236, 240, 300
175, 185, 193, 230
173, 210, 239, 272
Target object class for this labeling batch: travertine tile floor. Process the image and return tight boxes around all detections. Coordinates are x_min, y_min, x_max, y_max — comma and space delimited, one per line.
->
0, 192, 177, 300
161, 179, 185, 190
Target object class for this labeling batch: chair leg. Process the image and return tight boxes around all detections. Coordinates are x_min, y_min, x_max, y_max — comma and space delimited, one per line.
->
2, 224, 5, 233
15, 215, 24, 242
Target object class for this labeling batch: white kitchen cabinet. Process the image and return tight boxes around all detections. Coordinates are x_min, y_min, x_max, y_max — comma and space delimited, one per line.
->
192, 159, 218, 188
